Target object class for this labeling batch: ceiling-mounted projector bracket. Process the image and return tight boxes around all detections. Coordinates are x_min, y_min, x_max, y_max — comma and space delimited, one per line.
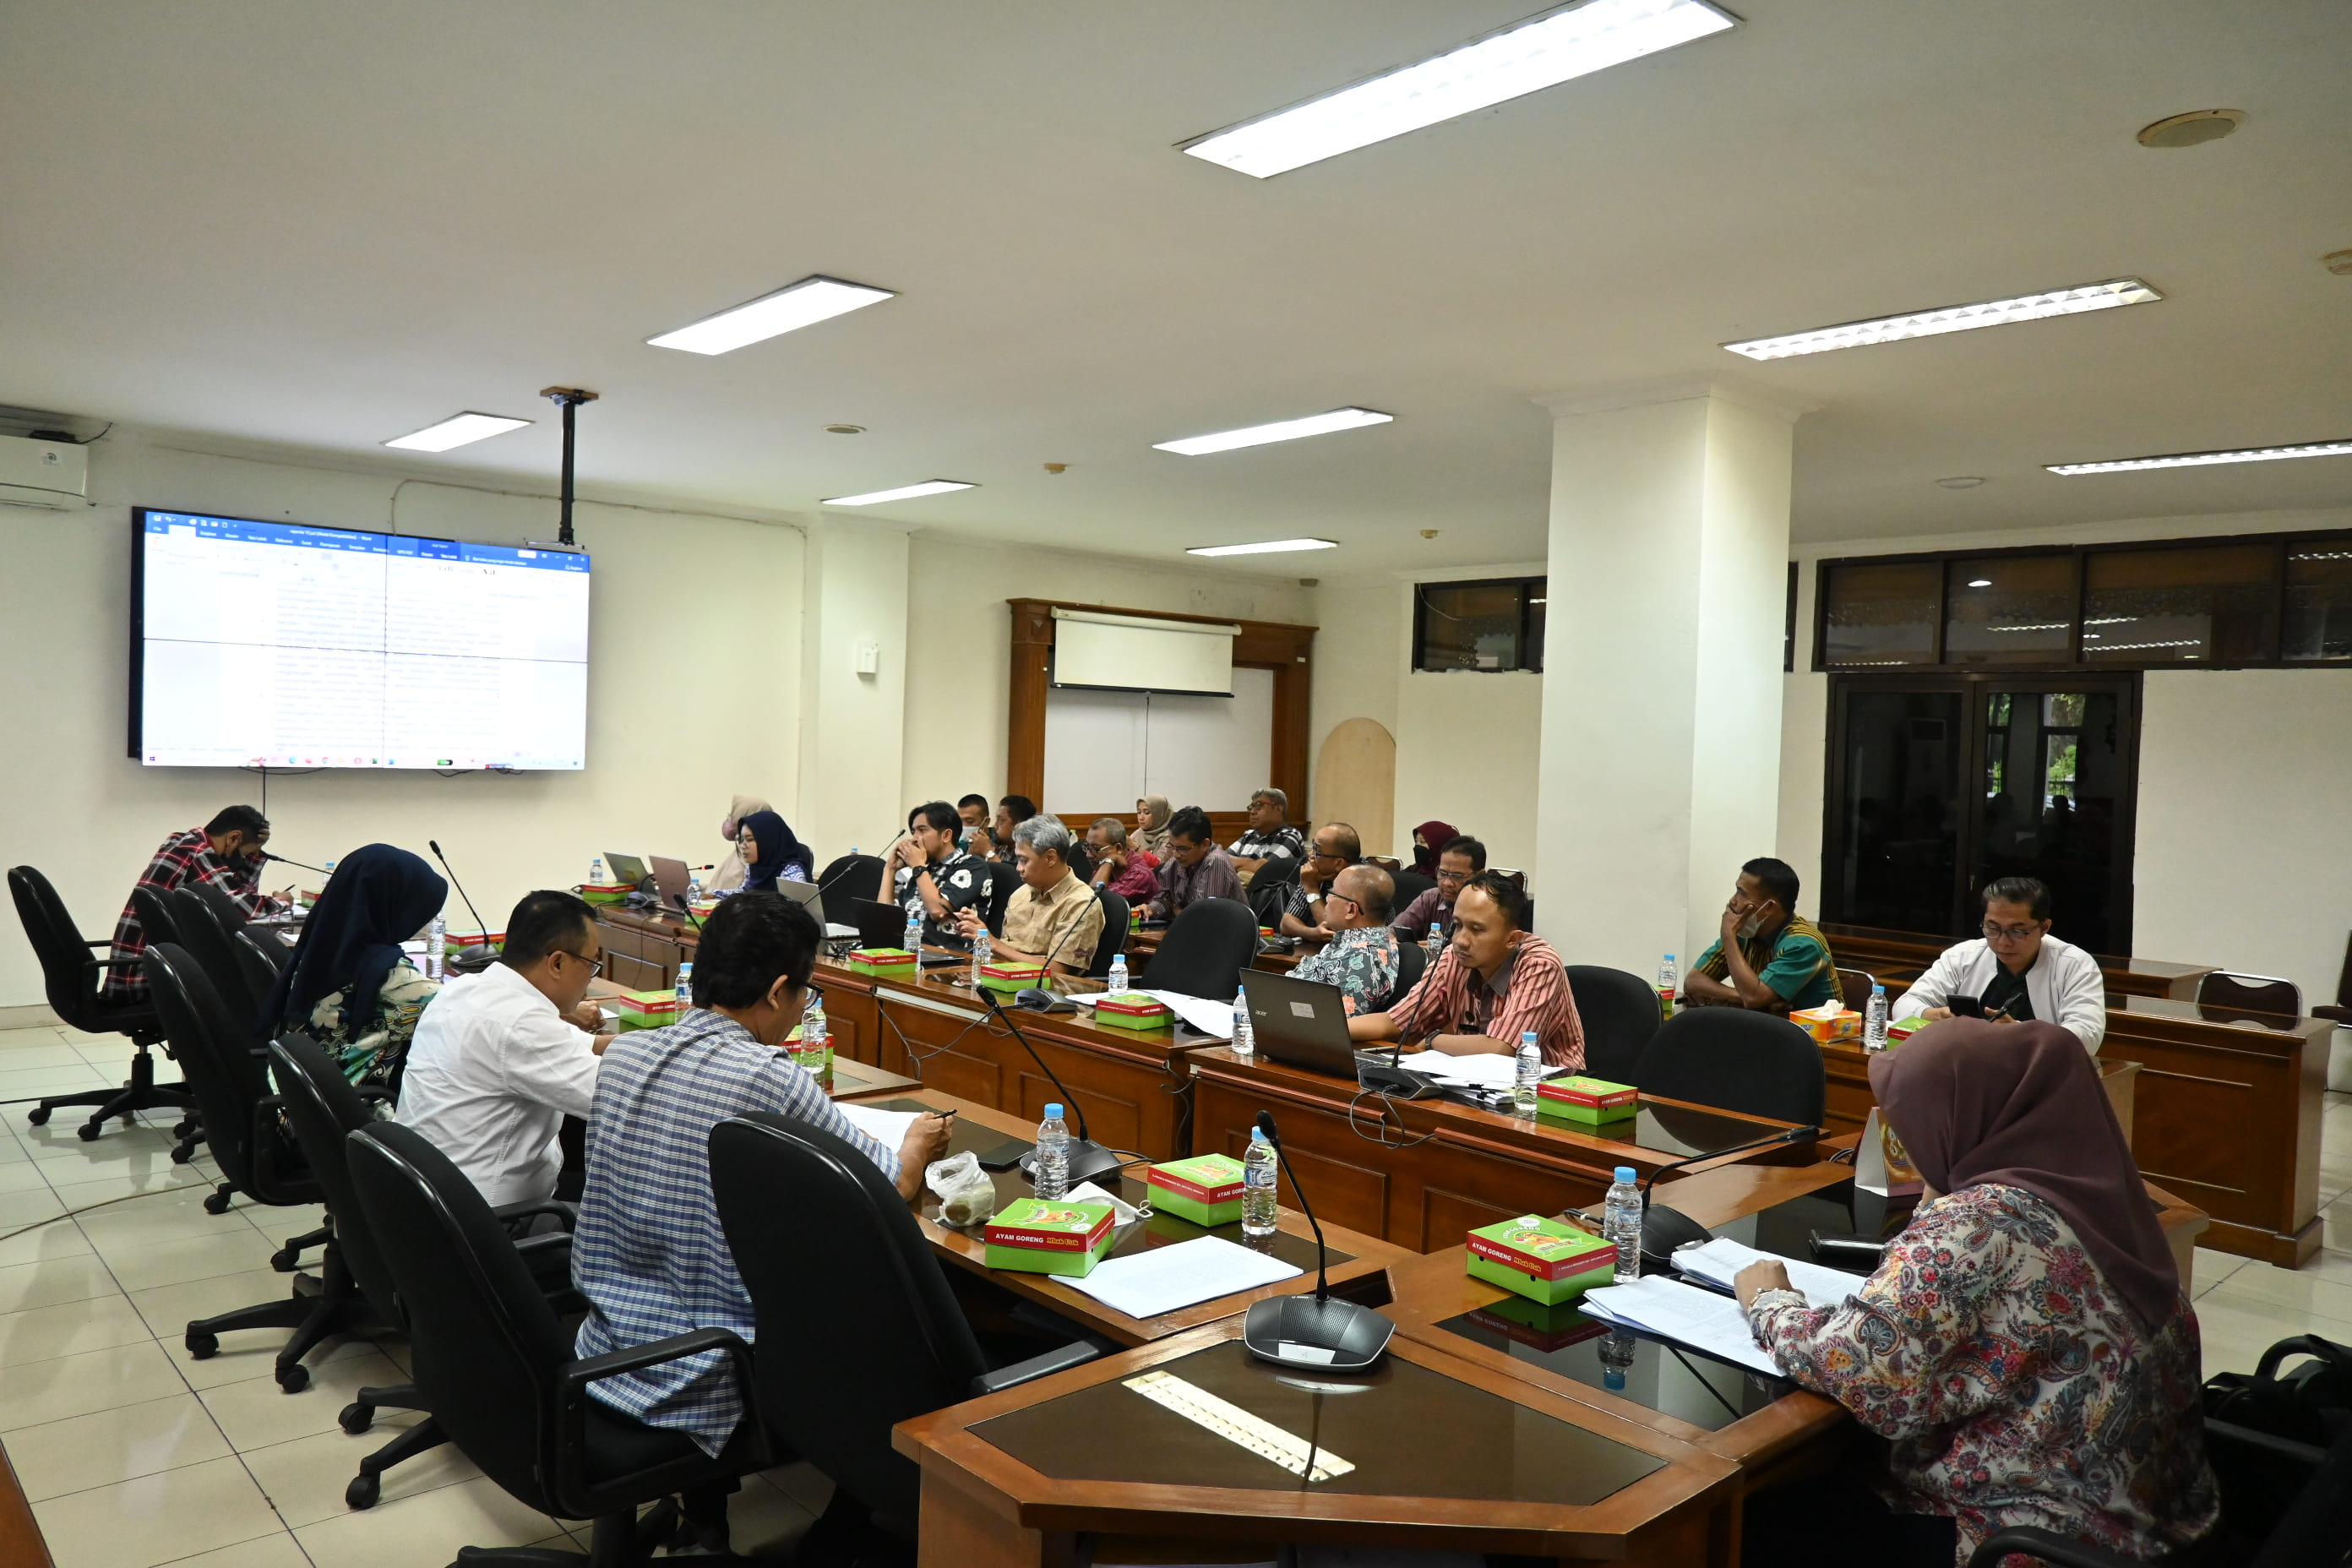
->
540, 386, 599, 547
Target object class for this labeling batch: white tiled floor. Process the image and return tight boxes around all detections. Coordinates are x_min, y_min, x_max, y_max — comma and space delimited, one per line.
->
0, 1024, 831, 1567
1, 1022, 2346, 1567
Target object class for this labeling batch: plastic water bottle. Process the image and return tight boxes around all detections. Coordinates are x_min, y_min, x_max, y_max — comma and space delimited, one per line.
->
674, 961, 694, 1021
1598, 1329, 1637, 1392
1230, 984, 1255, 1060
903, 905, 923, 956
1864, 982, 1890, 1053
1657, 954, 1679, 1020
799, 992, 827, 1072
323, 858, 338, 881
1033, 1104, 1070, 1200
588, 855, 603, 886
1242, 1129, 1278, 1237
1604, 1166, 1644, 1284
1107, 950, 1129, 996
425, 912, 445, 981
971, 928, 991, 987
1513, 1030, 1543, 1114
1424, 921, 1445, 959
687, 872, 704, 903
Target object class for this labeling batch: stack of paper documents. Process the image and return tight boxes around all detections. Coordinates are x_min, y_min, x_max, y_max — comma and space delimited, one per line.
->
1061, 1235, 1301, 1318
1392, 1052, 1519, 1090
836, 1103, 922, 1152
1577, 1276, 1787, 1379
1672, 1238, 1868, 1309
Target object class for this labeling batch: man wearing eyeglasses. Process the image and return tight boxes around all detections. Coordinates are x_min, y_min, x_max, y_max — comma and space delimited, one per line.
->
1280, 822, 1364, 944
1892, 876, 2107, 1053
1391, 835, 1484, 941
1289, 864, 1402, 1014
398, 888, 613, 1206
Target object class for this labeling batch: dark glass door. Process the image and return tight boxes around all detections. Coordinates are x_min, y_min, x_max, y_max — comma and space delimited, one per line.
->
1825, 674, 2139, 952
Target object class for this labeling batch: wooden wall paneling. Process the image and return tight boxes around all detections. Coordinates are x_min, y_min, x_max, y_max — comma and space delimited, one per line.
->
1006, 599, 1056, 806
1196, 1070, 1396, 1239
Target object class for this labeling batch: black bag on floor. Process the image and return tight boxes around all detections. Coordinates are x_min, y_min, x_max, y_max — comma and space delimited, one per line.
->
2202, 1333, 2352, 1538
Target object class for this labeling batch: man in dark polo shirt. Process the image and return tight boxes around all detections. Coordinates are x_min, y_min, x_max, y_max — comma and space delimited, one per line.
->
884, 800, 988, 949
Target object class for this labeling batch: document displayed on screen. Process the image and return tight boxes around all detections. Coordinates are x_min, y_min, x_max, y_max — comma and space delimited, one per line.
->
133, 509, 589, 769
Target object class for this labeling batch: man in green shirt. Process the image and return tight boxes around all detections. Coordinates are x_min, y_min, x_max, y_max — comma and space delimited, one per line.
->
1685, 858, 1838, 1015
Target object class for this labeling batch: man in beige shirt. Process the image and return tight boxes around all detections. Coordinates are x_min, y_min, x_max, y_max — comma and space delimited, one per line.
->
953, 814, 1104, 976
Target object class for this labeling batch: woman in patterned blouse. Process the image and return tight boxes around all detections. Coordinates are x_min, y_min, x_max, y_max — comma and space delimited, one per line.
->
261, 843, 448, 1086
1735, 1019, 2219, 1568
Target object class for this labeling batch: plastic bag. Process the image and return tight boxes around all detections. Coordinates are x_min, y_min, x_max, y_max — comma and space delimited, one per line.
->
926, 1151, 999, 1228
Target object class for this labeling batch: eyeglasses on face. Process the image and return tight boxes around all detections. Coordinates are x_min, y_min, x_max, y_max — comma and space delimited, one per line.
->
555, 950, 606, 977
1435, 868, 1471, 885
1980, 922, 2042, 943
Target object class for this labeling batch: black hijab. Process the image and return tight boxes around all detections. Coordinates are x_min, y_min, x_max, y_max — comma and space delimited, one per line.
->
263, 843, 446, 1039
738, 809, 814, 891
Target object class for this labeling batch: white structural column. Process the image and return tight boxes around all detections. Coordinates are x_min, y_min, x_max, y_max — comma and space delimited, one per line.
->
1533, 380, 1804, 977
796, 514, 912, 860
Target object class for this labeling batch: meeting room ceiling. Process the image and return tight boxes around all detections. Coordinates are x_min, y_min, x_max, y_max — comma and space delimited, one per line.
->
2, 1, 2347, 573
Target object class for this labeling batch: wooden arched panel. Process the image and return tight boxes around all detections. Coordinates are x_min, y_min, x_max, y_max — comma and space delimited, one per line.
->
1312, 717, 1396, 858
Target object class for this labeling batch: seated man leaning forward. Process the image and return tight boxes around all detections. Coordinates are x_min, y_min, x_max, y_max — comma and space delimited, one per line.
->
396, 888, 613, 1207
1148, 805, 1243, 921
571, 892, 953, 1460
1684, 857, 1839, 1015
1280, 821, 1363, 945
1892, 876, 2106, 1054
1348, 872, 1585, 1069
1290, 863, 1402, 1015
955, 814, 1103, 975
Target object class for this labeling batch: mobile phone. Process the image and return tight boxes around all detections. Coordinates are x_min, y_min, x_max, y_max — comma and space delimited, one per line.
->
973, 1140, 1032, 1173
1948, 994, 1985, 1019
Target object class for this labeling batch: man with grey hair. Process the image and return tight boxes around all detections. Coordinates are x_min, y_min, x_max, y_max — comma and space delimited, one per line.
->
1086, 817, 1161, 906
1228, 787, 1305, 880
954, 814, 1105, 976
1290, 863, 1403, 1015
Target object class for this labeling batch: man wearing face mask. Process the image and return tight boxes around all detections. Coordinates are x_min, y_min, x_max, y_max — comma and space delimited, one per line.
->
105, 804, 285, 1002
1684, 857, 1839, 1014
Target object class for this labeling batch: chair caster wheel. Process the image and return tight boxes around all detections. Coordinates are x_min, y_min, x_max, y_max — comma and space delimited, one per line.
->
25, 1107, 50, 1126
276, 1362, 310, 1394
270, 1248, 300, 1272
186, 1330, 219, 1359
171, 1144, 195, 1164
339, 1402, 374, 1435
203, 1191, 232, 1215
77, 1122, 103, 1141
346, 1472, 380, 1510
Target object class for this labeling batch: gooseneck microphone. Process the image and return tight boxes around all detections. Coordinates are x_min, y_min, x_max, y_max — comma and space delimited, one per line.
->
262, 851, 331, 874
671, 892, 703, 933
975, 985, 1124, 1188
426, 840, 500, 974
1240, 1110, 1394, 1372
817, 828, 905, 897
1632, 1123, 1822, 1265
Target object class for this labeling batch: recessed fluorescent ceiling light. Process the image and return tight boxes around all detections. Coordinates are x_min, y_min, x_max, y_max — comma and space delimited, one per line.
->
1156, 408, 1393, 456
648, 275, 894, 356
1182, 0, 1736, 178
821, 480, 976, 507
2047, 438, 2352, 475
384, 412, 532, 452
1723, 278, 2161, 360
1186, 538, 1341, 557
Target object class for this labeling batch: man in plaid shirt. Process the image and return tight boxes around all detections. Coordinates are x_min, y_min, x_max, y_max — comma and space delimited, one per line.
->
104, 805, 276, 1002
1348, 870, 1586, 1070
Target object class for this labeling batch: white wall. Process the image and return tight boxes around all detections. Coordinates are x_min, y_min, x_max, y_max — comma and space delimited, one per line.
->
0, 431, 805, 1006
1395, 669, 1545, 874
796, 516, 911, 858
897, 534, 1310, 817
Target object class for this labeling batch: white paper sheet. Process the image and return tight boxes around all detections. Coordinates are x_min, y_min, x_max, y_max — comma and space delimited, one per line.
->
1395, 1051, 1519, 1088
1142, 990, 1238, 1040
1061, 1235, 1302, 1318
836, 1104, 921, 1152
1672, 1237, 1866, 1309
1577, 1276, 1787, 1379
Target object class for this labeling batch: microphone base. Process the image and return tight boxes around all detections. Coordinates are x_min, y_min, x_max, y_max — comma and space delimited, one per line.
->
1016, 1139, 1126, 1190
1242, 1294, 1393, 1373
444, 949, 498, 976
1639, 1204, 1714, 1270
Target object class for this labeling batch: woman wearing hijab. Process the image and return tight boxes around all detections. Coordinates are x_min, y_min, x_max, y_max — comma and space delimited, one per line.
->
710, 794, 772, 892
262, 843, 449, 1086
1135, 795, 1172, 858
733, 809, 814, 892
1408, 819, 1457, 878
1735, 1019, 2218, 1568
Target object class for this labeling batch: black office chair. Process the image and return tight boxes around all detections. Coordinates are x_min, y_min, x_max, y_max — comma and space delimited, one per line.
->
1388, 868, 1436, 910
709, 1113, 1097, 1550
1632, 1007, 1826, 1128
1244, 875, 1291, 930
1086, 889, 1130, 978
1567, 966, 1663, 1084
977, 862, 1018, 936
817, 853, 884, 905
9, 864, 190, 1141
166, 885, 272, 1022
1835, 966, 1881, 1011
144, 945, 359, 1390
1139, 897, 1259, 1001
233, 929, 289, 1008
189, 878, 257, 939
346, 1121, 773, 1561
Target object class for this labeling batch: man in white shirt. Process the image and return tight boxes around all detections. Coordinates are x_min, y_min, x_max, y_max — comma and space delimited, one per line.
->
398, 889, 611, 1206
1892, 876, 2108, 1054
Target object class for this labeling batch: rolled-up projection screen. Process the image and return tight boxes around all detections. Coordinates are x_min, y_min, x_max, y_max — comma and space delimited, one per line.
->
1051, 608, 1239, 696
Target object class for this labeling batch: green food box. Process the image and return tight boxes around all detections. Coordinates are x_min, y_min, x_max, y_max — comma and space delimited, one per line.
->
1092, 993, 1171, 1031
1534, 1075, 1641, 1125
845, 946, 918, 979
1466, 1214, 1620, 1306
1146, 1153, 1247, 1227
977, 961, 1045, 994
612, 988, 685, 1031
1886, 1015, 1928, 1044
579, 881, 632, 906
983, 1197, 1117, 1277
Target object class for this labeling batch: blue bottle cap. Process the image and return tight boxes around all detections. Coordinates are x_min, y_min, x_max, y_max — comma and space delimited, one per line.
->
1043, 1103, 1064, 1119
1614, 1166, 1637, 1184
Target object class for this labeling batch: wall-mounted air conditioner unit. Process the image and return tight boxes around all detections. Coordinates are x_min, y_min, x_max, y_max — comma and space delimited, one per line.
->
0, 434, 88, 509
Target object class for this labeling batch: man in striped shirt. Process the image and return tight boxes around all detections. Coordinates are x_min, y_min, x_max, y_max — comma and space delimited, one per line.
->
1347, 872, 1585, 1070
104, 805, 277, 1002
570, 892, 952, 1467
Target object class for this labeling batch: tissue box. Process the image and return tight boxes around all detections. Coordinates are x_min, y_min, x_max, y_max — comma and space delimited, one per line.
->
1146, 1153, 1246, 1227
579, 881, 633, 906
1794, 1002, 1861, 1043
1535, 1075, 1640, 1125
1466, 1214, 1619, 1305
977, 962, 1044, 994
611, 988, 685, 1031
845, 947, 917, 978
983, 1198, 1117, 1277
1886, 1015, 1927, 1044
1092, 994, 1172, 1031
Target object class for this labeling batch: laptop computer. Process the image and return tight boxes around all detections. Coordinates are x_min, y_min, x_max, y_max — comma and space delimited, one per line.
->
1243, 972, 1376, 1077
649, 855, 693, 909
603, 852, 651, 890
776, 879, 860, 941
844, 896, 915, 950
